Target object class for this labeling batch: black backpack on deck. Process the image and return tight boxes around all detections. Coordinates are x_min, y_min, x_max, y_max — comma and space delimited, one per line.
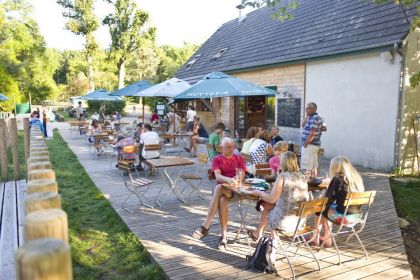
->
246, 237, 278, 274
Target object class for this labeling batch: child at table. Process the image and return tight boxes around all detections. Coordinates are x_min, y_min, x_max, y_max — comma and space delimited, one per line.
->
269, 141, 289, 177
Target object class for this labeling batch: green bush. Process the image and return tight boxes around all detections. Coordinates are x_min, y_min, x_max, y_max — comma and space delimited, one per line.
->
87, 100, 126, 115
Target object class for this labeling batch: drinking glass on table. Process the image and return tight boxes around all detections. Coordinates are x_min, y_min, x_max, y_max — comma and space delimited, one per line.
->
235, 168, 243, 189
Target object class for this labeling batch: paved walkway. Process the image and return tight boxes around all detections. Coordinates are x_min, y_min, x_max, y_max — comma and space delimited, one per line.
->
55, 122, 413, 279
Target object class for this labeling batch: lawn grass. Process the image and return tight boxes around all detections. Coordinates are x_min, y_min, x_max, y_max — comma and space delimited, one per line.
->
389, 178, 420, 224
46, 129, 165, 280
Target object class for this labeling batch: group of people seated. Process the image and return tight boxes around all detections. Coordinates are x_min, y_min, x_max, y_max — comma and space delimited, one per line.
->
191, 136, 365, 252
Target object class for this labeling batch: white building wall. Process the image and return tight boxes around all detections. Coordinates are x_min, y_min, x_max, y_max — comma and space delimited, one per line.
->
306, 52, 402, 171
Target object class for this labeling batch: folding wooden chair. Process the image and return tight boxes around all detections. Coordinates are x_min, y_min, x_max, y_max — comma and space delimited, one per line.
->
143, 144, 161, 175
274, 197, 329, 279
322, 190, 376, 265
118, 161, 154, 212
179, 153, 208, 202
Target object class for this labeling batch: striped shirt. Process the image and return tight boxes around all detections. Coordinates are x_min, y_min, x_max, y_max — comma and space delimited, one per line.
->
301, 113, 323, 146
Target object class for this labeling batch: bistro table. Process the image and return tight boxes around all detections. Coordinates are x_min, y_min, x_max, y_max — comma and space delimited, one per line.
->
145, 156, 195, 207
222, 182, 259, 241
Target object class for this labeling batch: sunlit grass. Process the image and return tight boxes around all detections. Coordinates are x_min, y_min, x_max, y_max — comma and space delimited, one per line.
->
390, 178, 420, 223
46, 129, 164, 279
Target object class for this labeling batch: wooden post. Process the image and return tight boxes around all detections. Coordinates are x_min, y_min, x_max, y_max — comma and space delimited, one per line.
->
28, 156, 50, 164
0, 119, 7, 180
23, 118, 30, 174
25, 192, 62, 213
28, 169, 55, 181
15, 239, 72, 280
29, 151, 49, 157
27, 179, 58, 194
24, 209, 68, 241
28, 161, 52, 172
10, 118, 19, 179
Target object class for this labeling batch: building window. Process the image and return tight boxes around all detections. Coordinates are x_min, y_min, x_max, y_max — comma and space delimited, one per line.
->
211, 48, 227, 60
186, 54, 201, 69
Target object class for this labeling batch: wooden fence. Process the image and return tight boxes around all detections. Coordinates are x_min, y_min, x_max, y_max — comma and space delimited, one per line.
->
4, 119, 73, 279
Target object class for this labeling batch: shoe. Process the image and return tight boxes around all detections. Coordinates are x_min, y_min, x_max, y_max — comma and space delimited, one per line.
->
115, 164, 119, 168
192, 226, 209, 240
247, 230, 259, 242
136, 165, 144, 171
217, 236, 228, 250
184, 147, 190, 153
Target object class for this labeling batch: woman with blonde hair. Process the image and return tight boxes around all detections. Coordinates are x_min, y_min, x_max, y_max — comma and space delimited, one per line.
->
247, 151, 309, 241
268, 141, 290, 177
310, 156, 364, 246
241, 126, 260, 155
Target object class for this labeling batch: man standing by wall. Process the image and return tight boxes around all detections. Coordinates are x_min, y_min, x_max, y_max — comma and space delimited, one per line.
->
301, 102, 325, 175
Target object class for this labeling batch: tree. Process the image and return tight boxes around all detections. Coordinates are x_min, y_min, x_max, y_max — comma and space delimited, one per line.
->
240, 0, 420, 87
103, 0, 156, 89
155, 43, 198, 83
57, 0, 99, 92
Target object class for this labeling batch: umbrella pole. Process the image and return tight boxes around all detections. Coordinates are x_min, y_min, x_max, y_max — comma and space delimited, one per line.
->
142, 97, 145, 123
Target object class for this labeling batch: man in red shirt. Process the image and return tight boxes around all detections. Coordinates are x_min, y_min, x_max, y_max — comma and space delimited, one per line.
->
191, 137, 247, 250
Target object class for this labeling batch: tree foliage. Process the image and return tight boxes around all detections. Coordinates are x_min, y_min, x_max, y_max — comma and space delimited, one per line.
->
103, 0, 156, 89
57, 0, 99, 91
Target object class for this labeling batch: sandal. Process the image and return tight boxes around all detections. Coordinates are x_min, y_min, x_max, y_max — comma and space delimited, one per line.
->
217, 236, 228, 250
191, 226, 209, 240
247, 229, 259, 242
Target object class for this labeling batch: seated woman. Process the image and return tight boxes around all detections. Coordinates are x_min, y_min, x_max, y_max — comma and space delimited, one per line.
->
185, 116, 209, 157
87, 119, 102, 143
268, 141, 289, 177
310, 156, 364, 247
191, 137, 247, 250
248, 152, 309, 241
249, 131, 273, 164
241, 126, 259, 155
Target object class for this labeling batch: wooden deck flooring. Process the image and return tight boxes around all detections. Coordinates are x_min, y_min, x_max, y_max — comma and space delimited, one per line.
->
56, 123, 413, 279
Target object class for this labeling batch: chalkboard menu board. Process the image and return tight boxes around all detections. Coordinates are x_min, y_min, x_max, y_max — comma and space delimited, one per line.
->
277, 98, 301, 128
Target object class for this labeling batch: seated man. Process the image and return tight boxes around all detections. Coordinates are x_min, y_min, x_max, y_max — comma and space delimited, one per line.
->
208, 122, 225, 160
191, 137, 247, 250
185, 116, 208, 157
138, 123, 160, 171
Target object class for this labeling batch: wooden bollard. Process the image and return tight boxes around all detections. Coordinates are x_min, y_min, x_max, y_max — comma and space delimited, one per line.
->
29, 151, 49, 157
15, 239, 72, 280
28, 161, 52, 172
28, 156, 50, 164
28, 169, 55, 181
25, 192, 61, 213
24, 209, 68, 241
27, 179, 58, 194
30, 147, 48, 153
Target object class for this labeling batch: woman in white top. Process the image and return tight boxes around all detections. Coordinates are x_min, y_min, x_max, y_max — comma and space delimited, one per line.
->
249, 131, 273, 164
186, 105, 196, 131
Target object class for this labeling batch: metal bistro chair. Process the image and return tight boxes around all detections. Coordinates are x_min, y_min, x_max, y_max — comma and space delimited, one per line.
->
274, 197, 329, 279
118, 161, 154, 212
161, 134, 180, 155
321, 190, 377, 265
179, 153, 208, 202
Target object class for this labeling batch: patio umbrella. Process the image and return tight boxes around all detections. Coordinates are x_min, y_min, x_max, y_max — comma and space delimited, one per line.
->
110, 80, 152, 97
174, 72, 276, 99
0, 93, 9, 101
79, 89, 123, 101
110, 80, 152, 122
137, 77, 190, 98
136, 77, 190, 132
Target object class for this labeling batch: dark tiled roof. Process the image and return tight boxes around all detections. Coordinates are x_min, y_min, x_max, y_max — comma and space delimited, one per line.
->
176, 0, 417, 84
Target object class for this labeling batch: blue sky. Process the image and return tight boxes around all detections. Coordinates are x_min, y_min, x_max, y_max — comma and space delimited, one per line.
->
28, 0, 254, 50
